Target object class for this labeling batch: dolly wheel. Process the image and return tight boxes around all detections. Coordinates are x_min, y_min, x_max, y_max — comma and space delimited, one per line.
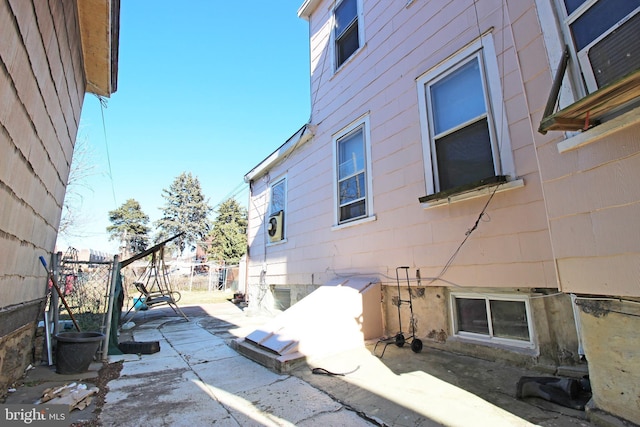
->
395, 333, 405, 347
411, 338, 423, 353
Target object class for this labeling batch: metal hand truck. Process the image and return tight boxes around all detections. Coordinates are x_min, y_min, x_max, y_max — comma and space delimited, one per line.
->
374, 266, 423, 357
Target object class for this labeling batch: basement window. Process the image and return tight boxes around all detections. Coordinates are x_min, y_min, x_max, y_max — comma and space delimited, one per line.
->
450, 293, 535, 349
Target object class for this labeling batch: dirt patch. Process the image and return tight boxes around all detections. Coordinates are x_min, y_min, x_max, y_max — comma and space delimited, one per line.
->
70, 360, 123, 427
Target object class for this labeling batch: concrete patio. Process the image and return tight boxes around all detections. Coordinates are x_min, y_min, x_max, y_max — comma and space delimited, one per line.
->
4, 300, 599, 426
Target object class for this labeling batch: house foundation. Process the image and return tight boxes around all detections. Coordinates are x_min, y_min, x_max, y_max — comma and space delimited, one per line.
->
380, 286, 582, 370
0, 300, 44, 400
576, 299, 640, 425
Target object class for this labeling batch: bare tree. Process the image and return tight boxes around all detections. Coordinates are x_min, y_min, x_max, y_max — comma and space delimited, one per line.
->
58, 135, 98, 240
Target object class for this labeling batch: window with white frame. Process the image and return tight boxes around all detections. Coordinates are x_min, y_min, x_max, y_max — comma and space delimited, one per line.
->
417, 34, 513, 197
451, 294, 534, 348
270, 178, 286, 216
334, 0, 361, 69
334, 118, 372, 225
267, 177, 286, 243
559, 0, 640, 94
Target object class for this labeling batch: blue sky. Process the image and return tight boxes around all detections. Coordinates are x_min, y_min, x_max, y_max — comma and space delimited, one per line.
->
58, 1, 311, 253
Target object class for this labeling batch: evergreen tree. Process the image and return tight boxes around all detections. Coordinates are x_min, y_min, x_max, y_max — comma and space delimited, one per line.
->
107, 199, 150, 256
207, 198, 248, 264
157, 172, 212, 255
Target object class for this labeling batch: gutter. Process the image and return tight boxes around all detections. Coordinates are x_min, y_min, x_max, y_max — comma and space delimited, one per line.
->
244, 123, 315, 183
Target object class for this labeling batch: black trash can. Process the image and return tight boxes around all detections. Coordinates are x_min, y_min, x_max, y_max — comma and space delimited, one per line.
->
54, 332, 104, 374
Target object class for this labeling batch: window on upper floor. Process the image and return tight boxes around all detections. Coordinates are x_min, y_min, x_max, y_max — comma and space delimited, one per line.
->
267, 177, 286, 243
334, 116, 373, 225
561, 0, 640, 94
417, 34, 514, 200
538, 1, 640, 134
334, 0, 361, 69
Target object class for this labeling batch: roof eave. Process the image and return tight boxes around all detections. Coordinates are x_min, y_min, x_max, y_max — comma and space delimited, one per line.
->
244, 124, 315, 183
77, 0, 120, 97
298, 0, 322, 20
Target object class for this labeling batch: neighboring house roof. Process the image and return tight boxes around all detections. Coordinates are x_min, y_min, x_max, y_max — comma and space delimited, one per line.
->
77, 0, 120, 97
244, 124, 315, 183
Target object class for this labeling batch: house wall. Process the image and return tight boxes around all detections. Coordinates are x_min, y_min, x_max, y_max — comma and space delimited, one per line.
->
0, 0, 85, 398
533, 0, 640, 422
538, 123, 640, 298
533, 75, 640, 425
245, 0, 583, 366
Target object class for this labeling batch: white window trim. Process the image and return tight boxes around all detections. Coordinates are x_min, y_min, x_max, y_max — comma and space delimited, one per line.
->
330, 0, 365, 72
449, 292, 537, 350
416, 32, 515, 197
267, 175, 287, 245
536, 0, 581, 109
332, 114, 375, 228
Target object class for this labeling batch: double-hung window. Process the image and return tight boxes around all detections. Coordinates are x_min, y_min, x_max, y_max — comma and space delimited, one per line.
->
267, 177, 286, 243
334, 0, 361, 69
417, 34, 513, 198
560, 0, 640, 93
451, 293, 535, 349
334, 117, 372, 225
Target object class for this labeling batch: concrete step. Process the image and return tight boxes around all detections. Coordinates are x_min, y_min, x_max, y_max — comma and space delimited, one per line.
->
230, 337, 307, 373
233, 277, 383, 373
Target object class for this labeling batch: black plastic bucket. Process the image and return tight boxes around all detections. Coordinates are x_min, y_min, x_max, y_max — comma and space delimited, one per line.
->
54, 332, 104, 374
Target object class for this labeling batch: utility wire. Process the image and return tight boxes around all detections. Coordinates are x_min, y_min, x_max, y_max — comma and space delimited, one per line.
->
96, 95, 117, 207
424, 1, 508, 284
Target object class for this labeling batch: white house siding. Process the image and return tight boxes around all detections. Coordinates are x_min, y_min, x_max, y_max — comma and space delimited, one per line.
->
246, 0, 581, 367
0, 0, 85, 397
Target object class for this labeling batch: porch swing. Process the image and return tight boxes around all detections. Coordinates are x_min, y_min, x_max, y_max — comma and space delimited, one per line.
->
121, 233, 189, 322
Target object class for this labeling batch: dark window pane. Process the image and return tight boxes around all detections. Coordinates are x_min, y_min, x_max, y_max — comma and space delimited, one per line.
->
339, 173, 365, 205
336, 21, 359, 67
569, 0, 638, 51
456, 298, 489, 335
335, 0, 357, 38
563, 0, 586, 15
340, 199, 366, 222
588, 11, 640, 88
435, 118, 495, 191
490, 300, 530, 341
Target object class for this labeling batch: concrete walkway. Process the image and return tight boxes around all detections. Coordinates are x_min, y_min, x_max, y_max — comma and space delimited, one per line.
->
100, 302, 594, 427
102, 318, 370, 426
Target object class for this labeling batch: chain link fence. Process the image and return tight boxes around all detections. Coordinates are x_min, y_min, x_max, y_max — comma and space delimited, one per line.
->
53, 249, 242, 332
55, 249, 114, 334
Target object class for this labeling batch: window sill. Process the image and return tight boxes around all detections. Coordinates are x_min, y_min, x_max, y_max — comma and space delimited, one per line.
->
267, 238, 287, 247
332, 43, 367, 77
539, 69, 640, 134
331, 214, 377, 231
557, 106, 640, 153
448, 334, 538, 352
420, 177, 524, 209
